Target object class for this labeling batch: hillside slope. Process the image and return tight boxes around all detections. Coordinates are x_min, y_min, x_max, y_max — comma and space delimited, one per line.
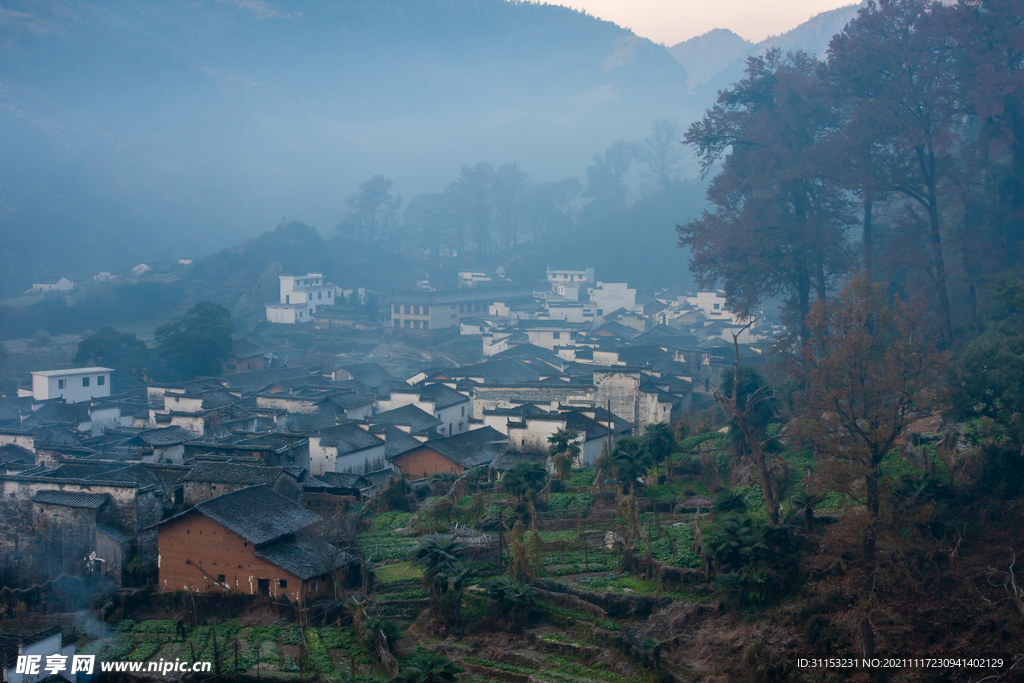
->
0, 0, 691, 296
669, 3, 863, 94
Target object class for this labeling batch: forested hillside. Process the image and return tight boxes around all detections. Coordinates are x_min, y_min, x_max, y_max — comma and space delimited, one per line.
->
0, 0, 693, 296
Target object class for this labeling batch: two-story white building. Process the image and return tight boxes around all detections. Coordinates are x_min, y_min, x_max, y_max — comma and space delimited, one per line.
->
30, 368, 113, 404
591, 282, 637, 317
265, 273, 336, 324
684, 291, 748, 324
546, 266, 595, 287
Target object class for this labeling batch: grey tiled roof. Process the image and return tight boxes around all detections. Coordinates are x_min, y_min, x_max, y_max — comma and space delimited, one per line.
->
490, 450, 547, 472
32, 490, 109, 509
381, 425, 423, 460
371, 404, 442, 432
327, 391, 374, 410
231, 337, 269, 359
138, 426, 192, 446
254, 536, 349, 580
187, 485, 322, 545
316, 423, 384, 454
333, 362, 395, 388
417, 383, 469, 409
0, 444, 35, 464
97, 523, 134, 544
184, 462, 284, 486
316, 471, 366, 489
402, 427, 506, 469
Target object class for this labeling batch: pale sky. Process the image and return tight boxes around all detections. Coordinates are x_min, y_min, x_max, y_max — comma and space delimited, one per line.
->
548, 0, 859, 45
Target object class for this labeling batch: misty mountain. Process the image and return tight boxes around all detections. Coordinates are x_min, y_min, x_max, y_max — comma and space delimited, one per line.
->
0, 0, 696, 297
669, 3, 863, 93
668, 29, 753, 91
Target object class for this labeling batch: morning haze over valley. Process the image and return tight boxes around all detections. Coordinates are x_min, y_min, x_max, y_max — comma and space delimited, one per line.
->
0, 1, 1021, 682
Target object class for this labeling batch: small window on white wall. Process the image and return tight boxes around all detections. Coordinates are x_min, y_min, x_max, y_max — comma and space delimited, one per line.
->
98, 375, 105, 386
82, 377, 90, 387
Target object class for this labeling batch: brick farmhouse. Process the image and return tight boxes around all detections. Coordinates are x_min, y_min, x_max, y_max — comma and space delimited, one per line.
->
155, 485, 346, 603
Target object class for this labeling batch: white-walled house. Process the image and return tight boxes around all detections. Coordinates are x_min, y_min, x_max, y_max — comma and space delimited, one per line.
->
546, 266, 594, 286
685, 291, 749, 325
265, 273, 336, 324
590, 282, 636, 317
1, 626, 79, 683
30, 277, 74, 293
265, 303, 313, 324
376, 383, 471, 438
308, 423, 390, 476
31, 368, 113, 404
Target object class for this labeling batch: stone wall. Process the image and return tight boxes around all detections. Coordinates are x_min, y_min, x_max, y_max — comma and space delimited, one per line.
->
472, 384, 595, 419
594, 370, 640, 427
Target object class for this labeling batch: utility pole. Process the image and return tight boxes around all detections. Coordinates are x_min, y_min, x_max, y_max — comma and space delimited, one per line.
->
498, 510, 504, 575
607, 399, 613, 453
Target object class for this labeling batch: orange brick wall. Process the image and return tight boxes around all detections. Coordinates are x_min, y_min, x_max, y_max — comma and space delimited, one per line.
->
158, 513, 333, 603
392, 448, 463, 478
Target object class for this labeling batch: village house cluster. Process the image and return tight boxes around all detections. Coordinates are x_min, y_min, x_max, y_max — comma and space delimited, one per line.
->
0, 265, 777, 610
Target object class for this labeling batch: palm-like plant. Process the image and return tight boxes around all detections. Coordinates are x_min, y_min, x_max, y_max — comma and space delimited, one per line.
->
485, 575, 537, 632
548, 427, 581, 481
642, 422, 676, 482
612, 437, 653, 493
392, 652, 461, 683
410, 534, 469, 634
502, 462, 548, 501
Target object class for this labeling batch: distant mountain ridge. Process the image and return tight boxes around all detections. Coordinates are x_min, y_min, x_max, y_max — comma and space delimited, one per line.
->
0, 0, 691, 297
669, 3, 863, 91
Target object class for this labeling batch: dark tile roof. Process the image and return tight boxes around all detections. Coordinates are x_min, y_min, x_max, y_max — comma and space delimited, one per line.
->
490, 450, 547, 471
0, 444, 35, 464
254, 535, 349, 580
33, 425, 83, 447
333, 362, 395, 388
21, 402, 90, 428
184, 462, 284, 486
32, 490, 109, 509
48, 463, 124, 479
178, 485, 322, 545
316, 423, 384, 454
288, 411, 341, 433
417, 383, 469, 409
231, 337, 270, 359
0, 626, 63, 670
201, 390, 240, 410
138, 426, 192, 446
219, 367, 315, 395
403, 427, 507, 469
450, 359, 540, 385
591, 320, 640, 339
86, 463, 167, 491
97, 523, 133, 544
616, 345, 672, 366
235, 433, 308, 450
316, 471, 366, 489
381, 425, 423, 460
327, 391, 375, 410
371, 404, 442, 433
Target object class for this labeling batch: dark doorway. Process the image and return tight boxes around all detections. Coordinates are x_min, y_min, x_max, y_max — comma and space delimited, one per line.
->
258, 579, 270, 596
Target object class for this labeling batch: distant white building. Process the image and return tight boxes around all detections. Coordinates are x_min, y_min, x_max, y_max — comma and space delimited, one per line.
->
178, 258, 193, 265
94, 272, 115, 282
30, 277, 74, 293
131, 263, 152, 276
265, 273, 336, 324
31, 367, 113, 404
591, 282, 636, 317
685, 291, 748, 324
546, 266, 594, 286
